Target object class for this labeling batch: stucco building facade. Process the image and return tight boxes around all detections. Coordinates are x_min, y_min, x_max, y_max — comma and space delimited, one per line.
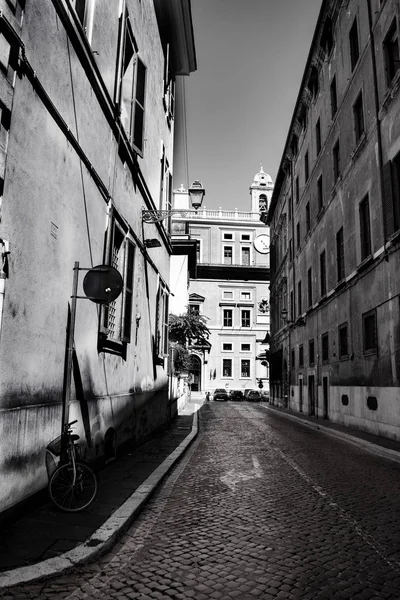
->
171, 168, 272, 396
267, 0, 400, 439
0, 0, 196, 514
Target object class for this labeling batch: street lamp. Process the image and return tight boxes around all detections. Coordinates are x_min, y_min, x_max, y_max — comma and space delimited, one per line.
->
281, 307, 305, 327
142, 180, 206, 223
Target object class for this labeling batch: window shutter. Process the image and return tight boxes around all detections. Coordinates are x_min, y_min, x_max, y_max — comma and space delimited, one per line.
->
133, 58, 146, 152
122, 240, 135, 343
382, 160, 395, 238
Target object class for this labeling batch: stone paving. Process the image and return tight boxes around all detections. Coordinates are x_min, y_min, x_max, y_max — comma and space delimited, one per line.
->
3, 402, 400, 599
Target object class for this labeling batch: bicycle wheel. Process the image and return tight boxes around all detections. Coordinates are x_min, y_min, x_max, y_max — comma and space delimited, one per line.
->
49, 461, 98, 512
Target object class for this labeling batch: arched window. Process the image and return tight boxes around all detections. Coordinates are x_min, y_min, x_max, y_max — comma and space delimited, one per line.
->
259, 194, 267, 212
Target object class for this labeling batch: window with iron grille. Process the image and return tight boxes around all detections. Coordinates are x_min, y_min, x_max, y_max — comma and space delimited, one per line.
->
336, 227, 345, 281
100, 213, 136, 351
241, 359, 250, 378
309, 339, 315, 366
349, 18, 360, 71
222, 358, 232, 377
241, 309, 251, 328
322, 332, 329, 362
359, 194, 372, 260
363, 309, 377, 354
223, 309, 233, 327
116, 12, 147, 155
353, 91, 365, 144
383, 18, 400, 86
339, 322, 349, 359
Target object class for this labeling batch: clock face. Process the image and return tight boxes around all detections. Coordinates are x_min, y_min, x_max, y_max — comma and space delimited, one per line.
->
253, 234, 269, 254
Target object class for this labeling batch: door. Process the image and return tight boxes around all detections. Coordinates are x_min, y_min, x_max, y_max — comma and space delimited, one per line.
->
323, 376, 329, 419
189, 355, 201, 392
308, 375, 315, 416
299, 377, 303, 413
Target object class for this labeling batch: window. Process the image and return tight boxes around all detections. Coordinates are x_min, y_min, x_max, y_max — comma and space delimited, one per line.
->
317, 175, 323, 213
330, 76, 337, 118
320, 250, 327, 296
189, 304, 200, 314
382, 152, 400, 237
306, 202, 311, 233
241, 360, 251, 378
100, 212, 136, 350
0, 35, 11, 74
333, 139, 340, 182
117, 13, 147, 154
309, 339, 315, 365
241, 343, 251, 352
222, 343, 233, 351
305, 150, 309, 182
241, 291, 251, 300
290, 290, 294, 322
353, 91, 365, 144
299, 345, 304, 367
241, 247, 250, 265
291, 135, 299, 157
291, 348, 295, 370
155, 281, 169, 357
383, 19, 400, 86
307, 267, 313, 307
295, 176, 300, 204
363, 309, 377, 354
349, 18, 360, 71
338, 323, 349, 359
298, 280, 302, 316
241, 233, 251, 241
159, 146, 172, 230
296, 222, 301, 249
241, 309, 251, 328
223, 309, 233, 327
259, 195, 268, 212
359, 194, 372, 260
163, 43, 175, 123
336, 227, 345, 281
223, 246, 233, 265
223, 232, 233, 240
223, 290, 233, 299
222, 358, 232, 377
316, 118, 321, 156
322, 333, 329, 362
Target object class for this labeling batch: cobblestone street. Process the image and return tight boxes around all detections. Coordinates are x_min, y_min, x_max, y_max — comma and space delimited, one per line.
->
3, 402, 400, 600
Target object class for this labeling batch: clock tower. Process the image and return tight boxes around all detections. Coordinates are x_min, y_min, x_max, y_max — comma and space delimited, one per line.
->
250, 165, 274, 215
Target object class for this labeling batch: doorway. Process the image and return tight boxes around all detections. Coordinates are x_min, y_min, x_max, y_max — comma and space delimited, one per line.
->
299, 377, 303, 413
308, 375, 315, 416
189, 355, 201, 392
323, 376, 329, 419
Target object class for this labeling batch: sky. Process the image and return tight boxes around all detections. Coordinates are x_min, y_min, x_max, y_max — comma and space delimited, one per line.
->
174, 0, 323, 211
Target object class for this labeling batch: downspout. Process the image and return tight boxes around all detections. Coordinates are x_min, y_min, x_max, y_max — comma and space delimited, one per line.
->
367, 0, 388, 258
0, 239, 10, 341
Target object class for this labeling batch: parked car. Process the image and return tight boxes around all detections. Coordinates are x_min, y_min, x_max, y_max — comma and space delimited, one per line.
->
213, 388, 229, 401
229, 389, 244, 401
244, 389, 261, 402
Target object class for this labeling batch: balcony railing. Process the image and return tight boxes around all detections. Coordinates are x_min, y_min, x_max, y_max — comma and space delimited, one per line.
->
173, 208, 263, 222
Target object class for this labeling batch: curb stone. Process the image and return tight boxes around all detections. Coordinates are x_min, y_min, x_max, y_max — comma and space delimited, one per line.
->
0, 408, 199, 590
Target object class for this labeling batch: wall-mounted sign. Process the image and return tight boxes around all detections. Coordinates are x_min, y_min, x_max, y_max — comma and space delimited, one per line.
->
253, 234, 269, 254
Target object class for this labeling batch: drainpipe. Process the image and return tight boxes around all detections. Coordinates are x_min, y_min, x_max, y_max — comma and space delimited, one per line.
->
367, 0, 387, 257
0, 239, 10, 341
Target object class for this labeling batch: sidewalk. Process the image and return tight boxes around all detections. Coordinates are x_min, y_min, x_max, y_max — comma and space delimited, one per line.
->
0, 401, 201, 590
260, 402, 400, 464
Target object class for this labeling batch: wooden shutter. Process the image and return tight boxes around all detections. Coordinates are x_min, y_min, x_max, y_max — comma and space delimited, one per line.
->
122, 240, 135, 343
133, 57, 146, 152
382, 160, 395, 239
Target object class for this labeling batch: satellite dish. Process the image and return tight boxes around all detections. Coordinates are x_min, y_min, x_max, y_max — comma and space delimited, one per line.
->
83, 265, 123, 304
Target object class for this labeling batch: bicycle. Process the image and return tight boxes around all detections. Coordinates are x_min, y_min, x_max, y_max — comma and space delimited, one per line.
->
47, 420, 98, 512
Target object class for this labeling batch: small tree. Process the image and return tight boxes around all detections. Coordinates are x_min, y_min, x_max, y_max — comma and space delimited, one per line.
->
169, 310, 210, 376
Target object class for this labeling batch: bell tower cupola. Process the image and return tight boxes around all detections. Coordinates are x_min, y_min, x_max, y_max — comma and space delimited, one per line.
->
250, 164, 274, 215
